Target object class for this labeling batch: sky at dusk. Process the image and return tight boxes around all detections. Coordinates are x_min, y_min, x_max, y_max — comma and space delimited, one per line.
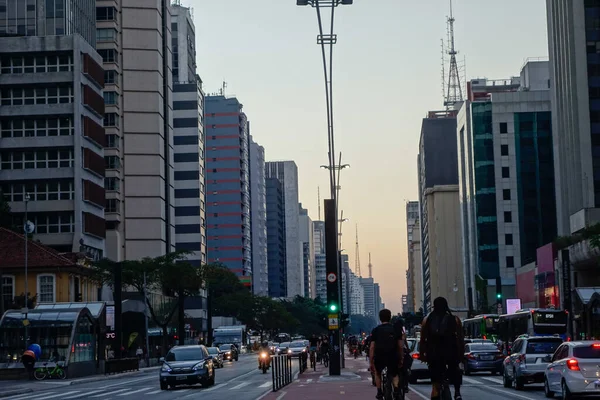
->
188, 0, 549, 312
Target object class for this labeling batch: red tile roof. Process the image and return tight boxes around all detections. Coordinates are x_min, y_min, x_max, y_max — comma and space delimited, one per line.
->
0, 228, 75, 268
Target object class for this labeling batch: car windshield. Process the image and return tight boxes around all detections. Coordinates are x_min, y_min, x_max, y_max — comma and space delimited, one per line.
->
469, 344, 498, 352
207, 347, 219, 354
573, 345, 600, 359
526, 340, 562, 354
290, 342, 305, 348
406, 339, 416, 351
165, 348, 203, 362
279, 342, 290, 347
219, 345, 232, 351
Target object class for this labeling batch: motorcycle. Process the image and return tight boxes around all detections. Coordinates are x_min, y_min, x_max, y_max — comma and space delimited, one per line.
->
259, 351, 270, 374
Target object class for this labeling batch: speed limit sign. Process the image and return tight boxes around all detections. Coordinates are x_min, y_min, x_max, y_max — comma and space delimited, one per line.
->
327, 272, 337, 283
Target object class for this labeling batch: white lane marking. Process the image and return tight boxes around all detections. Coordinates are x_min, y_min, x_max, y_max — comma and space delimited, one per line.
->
230, 381, 251, 390
306, 379, 313, 383
182, 383, 221, 397
175, 389, 189, 393
146, 390, 162, 395
481, 376, 503, 384
90, 388, 128, 397
275, 391, 287, 400
259, 381, 272, 388
90, 375, 155, 389
116, 388, 152, 396
462, 376, 480, 384
484, 386, 537, 400
62, 389, 105, 399
2, 393, 56, 400
40, 391, 80, 399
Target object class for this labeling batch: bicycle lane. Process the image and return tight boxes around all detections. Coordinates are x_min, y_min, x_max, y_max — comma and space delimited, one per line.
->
258, 357, 423, 400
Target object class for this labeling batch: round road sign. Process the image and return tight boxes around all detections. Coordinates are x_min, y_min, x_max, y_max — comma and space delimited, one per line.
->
327, 272, 337, 283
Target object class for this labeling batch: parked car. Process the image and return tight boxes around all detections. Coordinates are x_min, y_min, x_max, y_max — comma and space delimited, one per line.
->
219, 343, 239, 362
544, 340, 600, 398
206, 347, 224, 368
159, 345, 215, 390
463, 343, 504, 375
503, 335, 562, 390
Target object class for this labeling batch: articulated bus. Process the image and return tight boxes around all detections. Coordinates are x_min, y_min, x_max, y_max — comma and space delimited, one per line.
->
497, 308, 569, 343
463, 314, 500, 341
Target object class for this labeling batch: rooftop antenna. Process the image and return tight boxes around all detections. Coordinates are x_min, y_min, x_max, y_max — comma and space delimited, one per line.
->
355, 224, 361, 277
318, 186, 321, 220
368, 253, 373, 278
443, 0, 464, 110
219, 81, 227, 96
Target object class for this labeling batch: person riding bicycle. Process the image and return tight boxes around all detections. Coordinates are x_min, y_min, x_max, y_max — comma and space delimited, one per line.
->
308, 334, 319, 367
394, 317, 413, 394
419, 297, 464, 400
369, 309, 404, 400
320, 337, 330, 361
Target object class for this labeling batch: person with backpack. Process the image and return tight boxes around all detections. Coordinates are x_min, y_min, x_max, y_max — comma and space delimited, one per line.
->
419, 297, 464, 400
369, 309, 404, 400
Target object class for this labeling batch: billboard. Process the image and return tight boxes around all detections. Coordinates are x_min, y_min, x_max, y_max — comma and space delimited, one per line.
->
506, 299, 521, 314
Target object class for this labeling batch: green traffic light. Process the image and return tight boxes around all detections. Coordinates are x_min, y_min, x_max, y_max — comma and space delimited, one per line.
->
329, 304, 338, 312
496, 293, 502, 299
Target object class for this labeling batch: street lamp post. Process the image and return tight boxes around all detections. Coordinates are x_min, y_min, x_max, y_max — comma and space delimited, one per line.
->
24, 192, 30, 348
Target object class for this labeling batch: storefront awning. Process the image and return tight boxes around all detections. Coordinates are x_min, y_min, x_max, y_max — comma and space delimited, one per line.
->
575, 287, 600, 305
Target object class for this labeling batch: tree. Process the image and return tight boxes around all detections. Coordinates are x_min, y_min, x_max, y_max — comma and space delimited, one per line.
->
280, 296, 329, 337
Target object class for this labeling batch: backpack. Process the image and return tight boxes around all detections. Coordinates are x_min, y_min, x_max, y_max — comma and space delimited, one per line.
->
374, 324, 398, 355
426, 312, 458, 358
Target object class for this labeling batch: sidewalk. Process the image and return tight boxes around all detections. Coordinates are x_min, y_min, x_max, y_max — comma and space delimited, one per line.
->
260, 357, 423, 400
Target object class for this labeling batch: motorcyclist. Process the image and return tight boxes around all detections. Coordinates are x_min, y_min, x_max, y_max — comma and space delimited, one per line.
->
258, 341, 271, 369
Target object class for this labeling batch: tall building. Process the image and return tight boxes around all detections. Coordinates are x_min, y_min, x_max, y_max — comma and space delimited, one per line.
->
313, 221, 326, 301
411, 219, 423, 312
266, 177, 286, 297
299, 204, 315, 298
0, 0, 106, 258
171, 4, 206, 267
205, 95, 252, 286
547, 0, 600, 237
418, 113, 463, 312
373, 283, 382, 316
457, 61, 556, 310
266, 161, 302, 297
360, 277, 376, 321
341, 253, 350, 312
349, 271, 365, 315
250, 137, 268, 296
405, 201, 419, 313
121, 0, 175, 260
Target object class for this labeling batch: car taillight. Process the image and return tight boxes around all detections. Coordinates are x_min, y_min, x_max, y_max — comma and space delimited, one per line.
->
466, 354, 476, 360
495, 354, 504, 359
593, 344, 600, 348
517, 354, 526, 363
567, 359, 580, 371
412, 352, 420, 359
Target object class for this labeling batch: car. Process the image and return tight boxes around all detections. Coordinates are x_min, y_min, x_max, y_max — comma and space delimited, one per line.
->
218, 344, 239, 362
463, 343, 504, 375
406, 338, 417, 352
408, 340, 429, 383
544, 340, 600, 398
503, 335, 562, 390
464, 338, 494, 345
159, 345, 215, 390
276, 342, 291, 355
287, 341, 307, 358
206, 347, 224, 368
270, 342, 279, 354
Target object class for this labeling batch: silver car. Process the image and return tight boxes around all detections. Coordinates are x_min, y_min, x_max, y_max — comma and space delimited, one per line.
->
287, 341, 307, 357
503, 335, 562, 390
545, 341, 600, 398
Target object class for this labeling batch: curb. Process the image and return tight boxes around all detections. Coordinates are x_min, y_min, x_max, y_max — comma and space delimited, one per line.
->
68, 368, 158, 386
0, 388, 33, 399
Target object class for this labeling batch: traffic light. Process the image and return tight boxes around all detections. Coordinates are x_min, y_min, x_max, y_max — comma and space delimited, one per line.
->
495, 276, 502, 301
329, 302, 338, 312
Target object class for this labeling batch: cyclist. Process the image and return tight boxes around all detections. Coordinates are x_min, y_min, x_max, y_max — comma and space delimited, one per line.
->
309, 334, 319, 368
320, 337, 330, 364
419, 297, 464, 400
369, 309, 404, 400
394, 317, 412, 394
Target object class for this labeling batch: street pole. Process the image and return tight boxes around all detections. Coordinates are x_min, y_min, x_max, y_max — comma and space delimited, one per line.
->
143, 271, 150, 366
24, 193, 30, 349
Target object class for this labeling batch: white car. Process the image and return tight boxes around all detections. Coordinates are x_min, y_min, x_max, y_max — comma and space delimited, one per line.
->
544, 340, 600, 398
408, 340, 430, 383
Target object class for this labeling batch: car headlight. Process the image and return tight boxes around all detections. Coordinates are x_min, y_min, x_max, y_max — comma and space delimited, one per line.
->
226, 351, 231, 354
288, 349, 292, 353
193, 361, 205, 371
161, 364, 172, 372
302, 349, 306, 352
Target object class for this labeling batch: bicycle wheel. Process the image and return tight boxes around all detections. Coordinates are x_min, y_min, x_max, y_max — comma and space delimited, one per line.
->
34, 369, 47, 380
324, 355, 329, 367
56, 368, 66, 380
441, 381, 452, 400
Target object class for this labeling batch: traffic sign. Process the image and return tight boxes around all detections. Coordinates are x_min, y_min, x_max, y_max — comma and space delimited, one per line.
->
328, 315, 339, 330
327, 272, 337, 283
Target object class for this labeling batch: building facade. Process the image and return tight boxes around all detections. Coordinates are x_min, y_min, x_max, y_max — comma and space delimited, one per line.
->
171, 4, 206, 267
266, 161, 302, 297
312, 221, 326, 301
299, 204, 315, 298
417, 113, 459, 312
205, 95, 252, 286
360, 277, 375, 321
266, 177, 286, 298
405, 201, 419, 313
250, 137, 268, 296
411, 219, 423, 312
0, 4, 106, 258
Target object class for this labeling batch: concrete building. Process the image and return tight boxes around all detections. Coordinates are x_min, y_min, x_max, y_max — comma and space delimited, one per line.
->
405, 201, 419, 313
299, 204, 315, 298
171, 4, 206, 267
374, 283, 382, 316
266, 161, 302, 297
266, 177, 286, 298
411, 219, 423, 312
547, 0, 600, 237
349, 270, 365, 315
313, 221, 326, 301
205, 95, 252, 286
0, 1, 106, 259
121, 0, 176, 260
341, 253, 350, 312
417, 112, 461, 312
457, 61, 556, 312
250, 137, 268, 296
360, 277, 376, 321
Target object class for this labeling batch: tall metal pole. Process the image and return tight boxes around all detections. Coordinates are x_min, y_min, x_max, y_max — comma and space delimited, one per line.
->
24, 193, 29, 348
143, 271, 150, 366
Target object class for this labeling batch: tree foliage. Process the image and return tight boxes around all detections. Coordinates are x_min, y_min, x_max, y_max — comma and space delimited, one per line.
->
280, 296, 328, 337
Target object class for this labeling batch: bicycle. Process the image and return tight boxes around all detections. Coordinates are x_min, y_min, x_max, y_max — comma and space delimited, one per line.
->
309, 348, 317, 371
322, 350, 329, 368
381, 366, 406, 400
34, 361, 66, 380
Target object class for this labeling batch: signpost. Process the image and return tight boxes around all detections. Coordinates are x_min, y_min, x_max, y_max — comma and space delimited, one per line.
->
328, 314, 339, 330
327, 272, 337, 283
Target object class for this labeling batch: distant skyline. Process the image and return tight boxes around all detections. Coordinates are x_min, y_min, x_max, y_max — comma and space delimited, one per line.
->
191, 0, 549, 312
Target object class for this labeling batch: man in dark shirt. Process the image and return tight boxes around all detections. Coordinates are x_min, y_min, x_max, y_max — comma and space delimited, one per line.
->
369, 309, 404, 400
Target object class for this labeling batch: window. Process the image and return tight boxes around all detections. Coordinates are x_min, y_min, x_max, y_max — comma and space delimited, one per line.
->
1, 181, 73, 202
0, 149, 74, 170
106, 199, 120, 213
106, 134, 119, 148
500, 122, 508, 134
2, 276, 14, 307
105, 177, 120, 191
1, 86, 73, 106
98, 49, 118, 64
37, 274, 56, 303
33, 212, 74, 234
96, 6, 117, 21
104, 113, 118, 127
502, 167, 510, 178
504, 211, 512, 223
506, 256, 515, 268
105, 156, 120, 169
503, 189, 511, 200
1, 117, 73, 138
103, 91, 118, 105
104, 70, 117, 85
501, 145, 509, 156
96, 28, 117, 42
505, 234, 513, 245
0, 54, 72, 74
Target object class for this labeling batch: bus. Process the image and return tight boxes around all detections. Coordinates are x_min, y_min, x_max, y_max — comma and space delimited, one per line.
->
498, 308, 569, 343
463, 314, 500, 341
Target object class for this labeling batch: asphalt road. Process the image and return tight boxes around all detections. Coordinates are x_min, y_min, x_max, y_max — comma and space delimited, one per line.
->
1, 355, 296, 400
